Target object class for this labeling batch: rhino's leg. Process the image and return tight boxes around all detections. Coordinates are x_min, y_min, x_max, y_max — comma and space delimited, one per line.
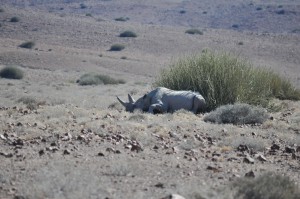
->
192, 96, 206, 114
148, 103, 167, 114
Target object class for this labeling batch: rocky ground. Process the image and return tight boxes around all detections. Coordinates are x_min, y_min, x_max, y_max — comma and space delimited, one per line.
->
0, 0, 300, 199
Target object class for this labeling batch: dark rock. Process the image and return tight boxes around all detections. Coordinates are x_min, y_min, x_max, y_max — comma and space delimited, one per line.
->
245, 170, 255, 178
154, 182, 165, 188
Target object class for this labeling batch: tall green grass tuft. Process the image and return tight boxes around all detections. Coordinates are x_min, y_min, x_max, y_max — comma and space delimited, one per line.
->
154, 52, 300, 111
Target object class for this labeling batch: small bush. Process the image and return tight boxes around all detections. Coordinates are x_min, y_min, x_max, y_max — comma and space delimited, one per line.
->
115, 17, 129, 22
185, 29, 203, 35
80, 3, 87, 9
119, 31, 137, 37
256, 7, 263, 11
154, 52, 300, 111
0, 8, 4, 12
204, 103, 269, 125
86, 13, 92, 17
77, 73, 125, 86
109, 44, 125, 51
10, 16, 20, 22
276, 9, 285, 15
232, 24, 239, 28
179, 10, 186, 14
0, 66, 24, 79
17, 96, 46, 110
19, 41, 35, 49
233, 172, 300, 199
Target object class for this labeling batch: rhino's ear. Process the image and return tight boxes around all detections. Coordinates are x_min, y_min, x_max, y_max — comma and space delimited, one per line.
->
117, 96, 127, 107
128, 94, 135, 103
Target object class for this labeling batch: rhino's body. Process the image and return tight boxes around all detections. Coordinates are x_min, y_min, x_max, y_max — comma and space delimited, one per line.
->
117, 87, 206, 114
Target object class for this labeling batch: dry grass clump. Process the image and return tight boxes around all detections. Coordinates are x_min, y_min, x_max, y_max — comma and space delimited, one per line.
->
115, 17, 129, 22
204, 103, 269, 125
0, 66, 24, 79
185, 29, 203, 35
233, 172, 300, 199
77, 73, 125, 86
119, 31, 137, 37
19, 41, 35, 49
109, 44, 125, 51
154, 52, 300, 111
17, 96, 46, 110
10, 16, 20, 22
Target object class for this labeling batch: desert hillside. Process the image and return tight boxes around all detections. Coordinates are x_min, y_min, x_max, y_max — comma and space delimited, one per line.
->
0, 1, 299, 199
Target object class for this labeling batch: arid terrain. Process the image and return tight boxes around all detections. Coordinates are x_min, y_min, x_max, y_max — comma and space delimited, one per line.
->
0, 0, 300, 199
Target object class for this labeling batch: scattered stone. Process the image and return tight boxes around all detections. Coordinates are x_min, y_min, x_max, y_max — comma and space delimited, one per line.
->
62, 133, 72, 141
237, 145, 250, 153
39, 149, 44, 156
284, 146, 296, 154
63, 149, 71, 155
153, 145, 159, 150
0, 151, 13, 158
106, 147, 116, 153
154, 182, 165, 188
46, 146, 58, 152
162, 194, 186, 199
0, 134, 7, 140
13, 139, 24, 146
297, 146, 300, 152
271, 143, 280, 151
256, 154, 267, 162
245, 170, 255, 178
244, 155, 255, 164
207, 165, 221, 172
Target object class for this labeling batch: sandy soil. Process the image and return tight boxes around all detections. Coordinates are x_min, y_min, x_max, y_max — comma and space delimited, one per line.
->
0, 1, 300, 198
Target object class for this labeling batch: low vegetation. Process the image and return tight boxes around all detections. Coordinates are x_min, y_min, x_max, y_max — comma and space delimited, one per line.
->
119, 31, 137, 38
204, 103, 269, 125
154, 52, 300, 111
77, 73, 125, 86
115, 17, 129, 22
109, 44, 125, 51
80, 3, 87, 9
10, 16, 20, 22
0, 66, 24, 79
185, 29, 203, 35
19, 41, 35, 49
17, 96, 46, 110
0, 8, 4, 12
233, 173, 300, 199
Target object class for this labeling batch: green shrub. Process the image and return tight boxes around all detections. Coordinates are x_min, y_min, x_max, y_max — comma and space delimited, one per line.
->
86, 13, 92, 17
109, 44, 125, 51
119, 31, 137, 37
185, 29, 203, 35
77, 73, 125, 86
115, 17, 129, 22
10, 16, 20, 22
233, 173, 300, 199
204, 103, 269, 125
154, 52, 300, 111
0, 66, 24, 79
19, 41, 35, 49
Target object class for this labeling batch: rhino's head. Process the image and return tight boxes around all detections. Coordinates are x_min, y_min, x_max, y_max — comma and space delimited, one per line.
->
117, 94, 147, 112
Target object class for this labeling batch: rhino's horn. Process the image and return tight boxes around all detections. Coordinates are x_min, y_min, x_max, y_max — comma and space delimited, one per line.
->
128, 94, 135, 103
117, 96, 126, 107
